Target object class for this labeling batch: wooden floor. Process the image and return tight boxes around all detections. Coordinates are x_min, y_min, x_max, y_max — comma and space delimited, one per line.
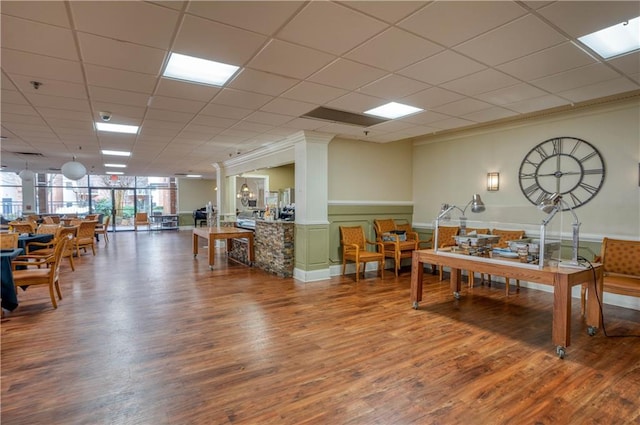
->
2, 230, 639, 424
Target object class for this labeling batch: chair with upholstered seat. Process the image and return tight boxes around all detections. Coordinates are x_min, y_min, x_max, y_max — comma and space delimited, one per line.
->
12, 235, 69, 309
9, 221, 36, 234
0, 232, 19, 249
74, 221, 98, 257
134, 213, 151, 231
94, 215, 111, 244
488, 229, 526, 295
435, 226, 460, 281
373, 219, 419, 277
340, 226, 385, 282
580, 238, 640, 316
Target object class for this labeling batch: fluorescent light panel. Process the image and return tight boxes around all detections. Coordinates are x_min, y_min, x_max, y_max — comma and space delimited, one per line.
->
102, 150, 131, 157
578, 16, 640, 59
104, 164, 126, 168
364, 102, 423, 119
96, 122, 139, 134
186, 174, 202, 178
106, 171, 124, 175
163, 52, 239, 86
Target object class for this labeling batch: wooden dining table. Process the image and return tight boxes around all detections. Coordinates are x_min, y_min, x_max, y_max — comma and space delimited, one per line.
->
193, 227, 254, 269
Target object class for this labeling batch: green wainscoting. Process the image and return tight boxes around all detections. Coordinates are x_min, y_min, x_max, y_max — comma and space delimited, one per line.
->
328, 204, 414, 266
295, 223, 329, 272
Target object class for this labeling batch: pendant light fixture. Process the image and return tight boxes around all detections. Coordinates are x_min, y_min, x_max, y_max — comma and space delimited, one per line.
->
62, 147, 87, 180
18, 162, 35, 182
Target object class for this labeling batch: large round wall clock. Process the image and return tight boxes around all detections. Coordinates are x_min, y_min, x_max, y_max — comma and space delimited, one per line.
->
518, 137, 605, 210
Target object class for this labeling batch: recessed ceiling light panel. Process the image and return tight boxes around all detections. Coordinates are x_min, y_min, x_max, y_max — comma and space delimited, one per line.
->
364, 102, 423, 119
163, 52, 239, 86
578, 16, 640, 59
102, 150, 131, 157
104, 163, 126, 168
96, 122, 139, 134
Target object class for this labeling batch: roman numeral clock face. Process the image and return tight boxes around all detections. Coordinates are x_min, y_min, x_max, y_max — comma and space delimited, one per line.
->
519, 137, 605, 209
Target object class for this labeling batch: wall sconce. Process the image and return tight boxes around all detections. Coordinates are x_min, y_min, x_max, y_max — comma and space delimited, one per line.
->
487, 172, 500, 191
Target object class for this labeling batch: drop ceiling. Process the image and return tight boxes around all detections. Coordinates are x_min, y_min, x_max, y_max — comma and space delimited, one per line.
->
1, 1, 639, 179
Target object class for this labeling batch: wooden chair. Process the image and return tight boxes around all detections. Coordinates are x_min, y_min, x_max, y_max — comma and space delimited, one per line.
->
373, 219, 418, 276
580, 238, 640, 316
463, 228, 490, 287
84, 214, 99, 220
435, 226, 460, 281
12, 235, 69, 309
94, 215, 110, 244
9, 221, 36, 234
0, 232, 19, 249
488, 229, 526, 295
42, 216, 55, 224
26, 225, 63, 255
74, 221, 98, 257
340, 226, 385, 282
59, 226, 78, 271
134, 213, 151, 231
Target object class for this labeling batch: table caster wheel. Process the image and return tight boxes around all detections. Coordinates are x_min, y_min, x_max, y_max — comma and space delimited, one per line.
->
193, 254, 197, 258
209, 266, 214, 270
412, 301, 419, 310
453, 292, 460, 299
556, 346, 566, 359
587, 326, 597, 336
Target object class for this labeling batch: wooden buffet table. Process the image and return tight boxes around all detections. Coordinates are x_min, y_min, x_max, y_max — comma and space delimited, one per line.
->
411, 249, 603, 358
193, 227, 254, 269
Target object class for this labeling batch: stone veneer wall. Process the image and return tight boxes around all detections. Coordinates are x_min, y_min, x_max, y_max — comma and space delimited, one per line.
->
255, 220, 295, 277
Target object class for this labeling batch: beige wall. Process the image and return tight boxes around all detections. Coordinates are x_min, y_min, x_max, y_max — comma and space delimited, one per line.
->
177, 178, 216, 212
328, 138, 413, 202
253, 164, 295, 191
411, 98, 640, 241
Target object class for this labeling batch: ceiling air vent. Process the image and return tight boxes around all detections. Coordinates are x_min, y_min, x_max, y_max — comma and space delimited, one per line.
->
301, 107, 388, 127
12, 151, 44, 156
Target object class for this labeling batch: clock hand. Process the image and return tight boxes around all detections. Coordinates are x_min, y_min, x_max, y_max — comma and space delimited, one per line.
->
537, 171, 581, 177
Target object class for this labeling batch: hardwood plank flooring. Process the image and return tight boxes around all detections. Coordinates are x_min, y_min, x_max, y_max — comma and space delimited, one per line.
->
2, 230, 639, 424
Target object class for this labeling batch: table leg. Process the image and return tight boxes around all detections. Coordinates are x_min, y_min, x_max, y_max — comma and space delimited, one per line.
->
450, 268, 462, 299
552, 274, 571, 354
586, 267, 603, 331
247, 234, 255, 265
193, 233, 199, 258
411, 252, 423, 308
208, 236, 215, 268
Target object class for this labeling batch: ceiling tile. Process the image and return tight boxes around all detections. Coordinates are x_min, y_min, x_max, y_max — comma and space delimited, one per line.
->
504, 94, 569, 113
199, 104, 253, 120
89, 86, 150, 108
1, 104, 37, 116
398, 50, 487, 85
277, 2, 387, 55
85, 64, 158, 94
25, 94, 90, 112
71, 1, 179, 49
608, 52, 640, 75
398, 1, 527, 47
10, 75, 87, 100
173, 15, 267, 66
477, 83, 549, 105
89, 103, 146, 121
155, 78, 220, 102
212, 88, 273, 110
191, 115, 237, 129
530, 63, 621, 93
281, 82, 348, 104
308, 59, 387, 90
228, 69, 299, 97
325, 92, 384, 113
345, 27, 443, 72
557, 77, 640, 103
497, 42, 595, 81
1, 90, 29, 105
0, 0, 70, 26
77, 33, 166, 75
145, 108, 195, 124
38, 108, 92, 121
279, 117, 329, 131
260, 98, 317, 116
454, 15, 567, 66
338, 1, 427, 24
537, 1, 640, 38
462, 106, 519, 123
149, 95, 206, 113
359, 74, 430, 99
1, 15, 78, 61
441, 69, 520, 97
247, 39, 336, 80
401, 87, 465, 110
1, 49, 84, 83
429, 116, 476, 130
433, 98, 494, 116
400, 110, 454, 125
186, 1, 303, 36
244, 111, 293, 126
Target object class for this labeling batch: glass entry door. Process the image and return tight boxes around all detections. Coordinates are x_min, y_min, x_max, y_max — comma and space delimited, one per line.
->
110, 188, 136, 231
